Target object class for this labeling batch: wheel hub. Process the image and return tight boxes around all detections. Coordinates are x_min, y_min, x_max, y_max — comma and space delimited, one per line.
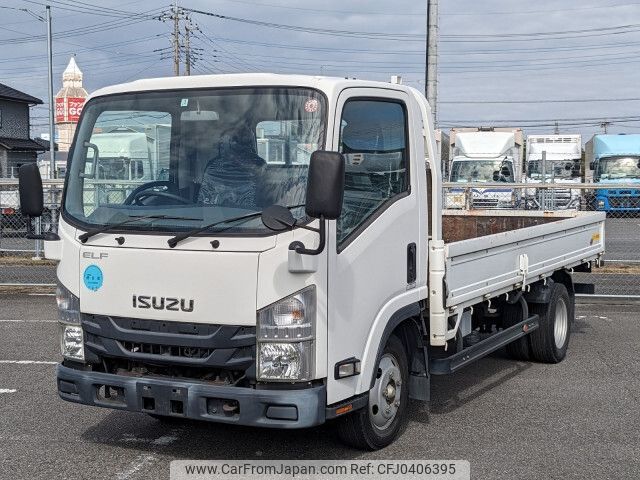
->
369, 353, 402, 431
554, 297, 569, 349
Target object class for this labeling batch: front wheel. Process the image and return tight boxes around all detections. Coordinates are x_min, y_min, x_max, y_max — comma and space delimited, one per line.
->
336, 335, 409, 450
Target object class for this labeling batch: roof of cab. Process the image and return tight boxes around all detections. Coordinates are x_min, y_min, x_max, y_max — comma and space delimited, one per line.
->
88, 73, 411, 100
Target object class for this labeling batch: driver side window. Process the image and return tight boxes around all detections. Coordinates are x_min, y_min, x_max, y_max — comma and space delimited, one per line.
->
336, 99, 409, 248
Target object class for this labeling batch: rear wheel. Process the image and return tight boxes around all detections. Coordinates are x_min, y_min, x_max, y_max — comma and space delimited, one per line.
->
502, 301, 531, 361
336, 334, 409, 450
529, 283, 573, 363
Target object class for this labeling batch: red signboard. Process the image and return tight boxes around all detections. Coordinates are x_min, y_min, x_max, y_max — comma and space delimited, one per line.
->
55, 97, 85, 123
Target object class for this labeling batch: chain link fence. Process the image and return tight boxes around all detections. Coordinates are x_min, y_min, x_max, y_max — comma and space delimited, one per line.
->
443, 182, 640, 296
1, 178, 639, 296
0, 179, 63, 286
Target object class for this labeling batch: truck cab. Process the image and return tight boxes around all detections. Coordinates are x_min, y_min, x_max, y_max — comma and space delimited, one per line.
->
524, 135, 582, 210
447, 129, 522, 209
586, 134, 640, 213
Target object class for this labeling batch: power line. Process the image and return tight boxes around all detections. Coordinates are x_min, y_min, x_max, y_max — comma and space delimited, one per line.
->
441, 98, 640, 104
440, 1, 640, 16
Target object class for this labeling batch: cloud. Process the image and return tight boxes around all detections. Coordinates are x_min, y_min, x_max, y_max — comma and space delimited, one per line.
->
2, 0, 639, 137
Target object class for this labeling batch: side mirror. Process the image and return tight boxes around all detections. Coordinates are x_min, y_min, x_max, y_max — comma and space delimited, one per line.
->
305, 151, 345, 220
589, 161, 596, 171
501, 166, 511, 177
492, 170, 500, 182
289, 151, 345, 256
18, 163, 44, 217
18, 164, 59, 241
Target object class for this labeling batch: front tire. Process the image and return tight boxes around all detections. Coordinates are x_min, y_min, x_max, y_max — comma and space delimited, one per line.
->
529, 283, 573, 363
336, 335, 409, 450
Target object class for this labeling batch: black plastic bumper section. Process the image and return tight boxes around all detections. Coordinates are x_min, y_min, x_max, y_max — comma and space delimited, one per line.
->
429, 315, 540, 375
57, 364, 326, 429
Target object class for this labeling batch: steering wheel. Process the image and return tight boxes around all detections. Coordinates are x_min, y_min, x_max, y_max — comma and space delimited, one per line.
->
133, 191, 191, 205
124, 181, 190, 206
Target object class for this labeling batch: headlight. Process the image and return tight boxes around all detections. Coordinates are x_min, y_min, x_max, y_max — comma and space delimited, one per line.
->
60, 324, 84, 361
56, 283, 80, 324
57, 283, 84, 360
257, 286, 315, 381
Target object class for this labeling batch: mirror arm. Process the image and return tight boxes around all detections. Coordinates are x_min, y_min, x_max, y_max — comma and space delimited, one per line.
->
297, 223, 321, 234
288, 217, 325, 256
24, 216, 59, 241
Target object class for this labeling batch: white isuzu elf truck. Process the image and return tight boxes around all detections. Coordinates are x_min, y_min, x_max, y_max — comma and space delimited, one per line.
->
18, 74, 605, 450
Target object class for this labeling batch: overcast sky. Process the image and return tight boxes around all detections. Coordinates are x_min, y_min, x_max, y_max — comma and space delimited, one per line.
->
2, 0, 640, 138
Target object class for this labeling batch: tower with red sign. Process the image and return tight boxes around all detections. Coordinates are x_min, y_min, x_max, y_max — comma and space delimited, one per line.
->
55, 56, 88, 152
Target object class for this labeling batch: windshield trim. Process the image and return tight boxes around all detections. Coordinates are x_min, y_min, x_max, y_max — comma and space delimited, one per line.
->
60, 85, 328, 239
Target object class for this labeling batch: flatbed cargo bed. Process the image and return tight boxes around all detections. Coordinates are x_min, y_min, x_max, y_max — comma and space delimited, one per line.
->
440, 209, 606, 309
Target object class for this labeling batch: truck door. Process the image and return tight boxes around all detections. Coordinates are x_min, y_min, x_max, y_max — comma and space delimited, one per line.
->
326, 89, 423, 404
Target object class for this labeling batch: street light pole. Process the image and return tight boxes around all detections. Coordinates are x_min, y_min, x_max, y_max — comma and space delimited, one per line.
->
46, 5, 55, 179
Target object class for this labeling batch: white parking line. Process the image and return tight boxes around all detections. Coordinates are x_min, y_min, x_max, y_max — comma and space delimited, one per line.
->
0, 319, 57, 323
0, 389, 17, 394
115, 454, 157, 480
0, 360, 57, 365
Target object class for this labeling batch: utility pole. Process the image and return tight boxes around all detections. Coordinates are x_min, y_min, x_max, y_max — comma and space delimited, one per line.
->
46, 6, 55, 179
184, 15, 191, 76
173, 2, 180, 76
425, 0, 439, 126
600, 121, 610, 134
554, 121, 559, 135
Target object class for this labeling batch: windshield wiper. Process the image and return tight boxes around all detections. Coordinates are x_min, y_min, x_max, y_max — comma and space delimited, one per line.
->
167, 204, 306, 248
79, 214, 201, 243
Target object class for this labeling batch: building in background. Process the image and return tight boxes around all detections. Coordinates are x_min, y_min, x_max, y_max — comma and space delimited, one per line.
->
55, 56, 88, 153
0, 83, 46, 178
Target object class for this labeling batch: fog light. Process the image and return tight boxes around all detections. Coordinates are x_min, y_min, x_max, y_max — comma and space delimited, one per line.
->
60, 324, 84, 361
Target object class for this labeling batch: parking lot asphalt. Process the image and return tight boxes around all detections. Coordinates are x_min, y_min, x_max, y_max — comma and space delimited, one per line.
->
0, 294, 638, 480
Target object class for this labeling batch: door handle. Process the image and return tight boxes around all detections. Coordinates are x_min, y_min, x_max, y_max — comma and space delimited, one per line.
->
407, 242, 417, 284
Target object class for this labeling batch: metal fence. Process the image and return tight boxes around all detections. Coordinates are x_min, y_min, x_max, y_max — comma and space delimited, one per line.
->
1, 178, 639, 296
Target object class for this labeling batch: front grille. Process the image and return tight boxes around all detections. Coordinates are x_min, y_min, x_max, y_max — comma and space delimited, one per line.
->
472, 198, 499, 209
609, 196, 640, 208
82, 314, 256, 372
120, 341, 213, 359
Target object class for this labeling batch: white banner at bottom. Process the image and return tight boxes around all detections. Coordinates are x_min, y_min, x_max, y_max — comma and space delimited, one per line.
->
170, 460, 470, 480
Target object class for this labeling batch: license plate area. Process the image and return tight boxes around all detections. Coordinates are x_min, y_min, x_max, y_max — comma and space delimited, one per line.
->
137, 383, 188, 416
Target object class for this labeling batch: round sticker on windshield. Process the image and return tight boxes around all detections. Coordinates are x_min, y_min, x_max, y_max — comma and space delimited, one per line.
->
304, 98, 319, 113
83, 265, 103, 292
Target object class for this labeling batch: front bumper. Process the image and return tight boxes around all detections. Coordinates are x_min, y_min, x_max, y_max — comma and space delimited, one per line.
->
57, 364, 326, 429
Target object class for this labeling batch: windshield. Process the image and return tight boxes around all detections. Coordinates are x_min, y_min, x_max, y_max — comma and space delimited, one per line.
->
450, 159, 514, 183
63, 87, 326, 235
527, 160, 576, 179
597, 156, 640, 180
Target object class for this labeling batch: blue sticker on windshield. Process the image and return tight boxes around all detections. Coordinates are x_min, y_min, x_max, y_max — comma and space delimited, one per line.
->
83, 265, 103, 291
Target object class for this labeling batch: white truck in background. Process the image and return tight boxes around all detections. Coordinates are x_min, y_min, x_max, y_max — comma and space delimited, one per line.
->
447, 127, 523, 209
18, 74, 605, 450
524, 135, 582, 210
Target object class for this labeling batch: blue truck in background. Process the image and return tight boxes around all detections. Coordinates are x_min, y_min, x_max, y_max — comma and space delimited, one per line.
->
585, 134, 640, 213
